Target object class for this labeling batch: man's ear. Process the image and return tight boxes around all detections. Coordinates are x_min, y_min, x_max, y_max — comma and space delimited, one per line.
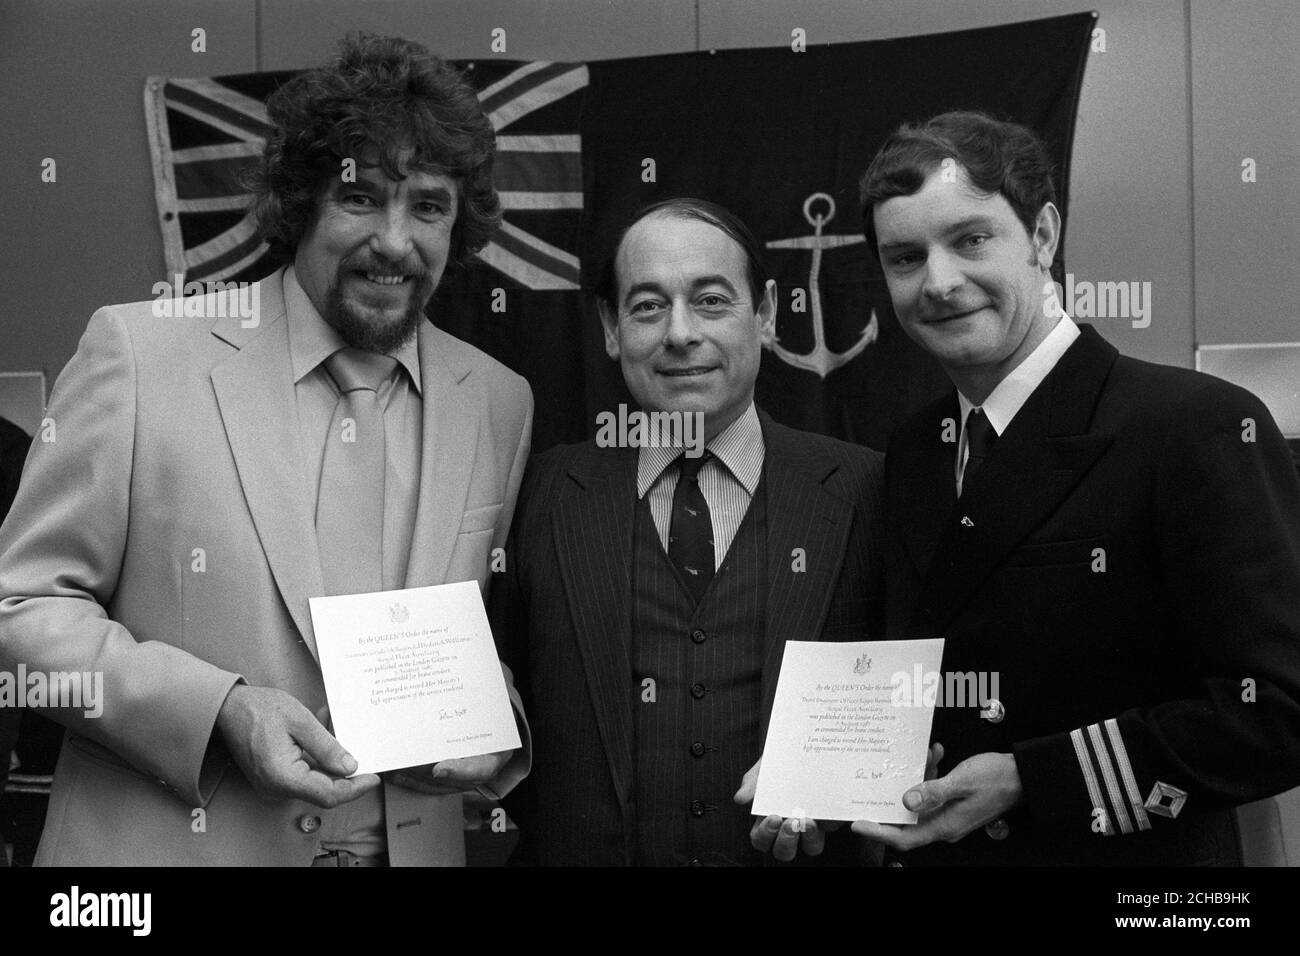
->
597, 299, 621, 361
1032, 201, 1062, 272
756, 279, 778, 347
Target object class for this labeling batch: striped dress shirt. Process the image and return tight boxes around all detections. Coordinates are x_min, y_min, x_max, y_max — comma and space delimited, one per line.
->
638, 403, 764, 568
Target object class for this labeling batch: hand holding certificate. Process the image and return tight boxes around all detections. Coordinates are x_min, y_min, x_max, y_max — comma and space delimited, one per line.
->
752, 639, 944, 824
849, 747, 1024, 852
308, 580, 521, 776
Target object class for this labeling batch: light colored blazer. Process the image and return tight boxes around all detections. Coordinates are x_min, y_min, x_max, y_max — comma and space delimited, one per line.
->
0, 268, 533, 865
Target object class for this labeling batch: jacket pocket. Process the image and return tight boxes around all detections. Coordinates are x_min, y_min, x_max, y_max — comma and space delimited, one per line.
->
1004, 534, 1108, 567
459, 503, 503, 534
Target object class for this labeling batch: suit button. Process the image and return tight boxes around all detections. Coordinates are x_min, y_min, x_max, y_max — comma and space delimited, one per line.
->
690, 800, 706, 817
690, 628, 707, 644
690, 741, 706, 757
298, 814, 322, 834
985, 818, 1010, 841
690, 683, 707, 700
980, 699, 1005, 723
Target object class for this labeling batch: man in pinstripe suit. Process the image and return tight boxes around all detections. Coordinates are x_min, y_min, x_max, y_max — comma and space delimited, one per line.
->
494, 199, 885, 866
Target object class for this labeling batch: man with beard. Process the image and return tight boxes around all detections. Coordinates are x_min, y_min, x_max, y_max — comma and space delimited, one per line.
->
0, 34, 533, 866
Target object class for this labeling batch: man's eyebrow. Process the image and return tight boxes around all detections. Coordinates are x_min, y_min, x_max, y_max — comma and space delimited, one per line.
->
622, 280, 665, 303
942, 215, 998, 235
878, 215, 1001, 252
621, 274, 741, 304
410, 184, 455, 203
690, 274, 740, 295
336, 176, 380, 192
330, 176, 457, 208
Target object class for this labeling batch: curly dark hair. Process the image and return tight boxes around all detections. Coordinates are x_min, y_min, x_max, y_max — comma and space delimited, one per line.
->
858, 111, 1057, 262
248, 33, 501, 265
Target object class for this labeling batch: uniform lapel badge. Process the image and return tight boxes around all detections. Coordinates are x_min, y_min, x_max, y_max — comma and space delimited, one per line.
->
1144, 781, 1188, 819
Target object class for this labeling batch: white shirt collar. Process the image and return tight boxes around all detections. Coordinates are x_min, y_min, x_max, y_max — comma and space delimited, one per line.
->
637, 402, 764, 498
957, 315, 1080, 437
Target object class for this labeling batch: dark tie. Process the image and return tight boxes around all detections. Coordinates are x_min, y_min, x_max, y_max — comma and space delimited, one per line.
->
668, 451, 714, 602
962, 407, 997, 493
316, 348, 397, 596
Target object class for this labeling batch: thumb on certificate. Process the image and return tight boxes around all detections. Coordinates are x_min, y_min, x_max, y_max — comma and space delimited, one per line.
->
734, 757, 762, 805
294, 713, 358, 778
925, 742, 945, 780
902, 772, 953, 814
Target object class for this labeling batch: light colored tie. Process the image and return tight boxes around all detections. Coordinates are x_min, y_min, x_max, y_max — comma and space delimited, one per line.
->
317, 348, 397, 596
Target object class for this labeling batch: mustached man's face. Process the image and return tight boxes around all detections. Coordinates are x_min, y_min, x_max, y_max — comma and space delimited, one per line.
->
873, 164, 1060, 402
294, 149, 458, 354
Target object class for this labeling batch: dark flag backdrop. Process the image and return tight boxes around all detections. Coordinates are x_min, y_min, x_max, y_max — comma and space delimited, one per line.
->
145, 12, 1095, 453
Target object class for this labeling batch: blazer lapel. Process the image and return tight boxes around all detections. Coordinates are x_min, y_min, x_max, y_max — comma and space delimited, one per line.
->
553, 446, 638, 812
917, 326, 1119, 635
209, 271, 326, 660
403, 324, 478, 589
759, 415, 856, 731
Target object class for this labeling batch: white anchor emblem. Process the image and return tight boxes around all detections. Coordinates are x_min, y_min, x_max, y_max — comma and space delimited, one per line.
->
766, 192, 879, 378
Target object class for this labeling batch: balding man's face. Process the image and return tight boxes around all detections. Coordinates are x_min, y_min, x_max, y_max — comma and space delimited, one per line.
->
600, 213, 775, 442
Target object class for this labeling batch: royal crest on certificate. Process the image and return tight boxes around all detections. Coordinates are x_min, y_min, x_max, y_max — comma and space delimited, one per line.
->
308, 580, 521, 775
753, 639, 945, 824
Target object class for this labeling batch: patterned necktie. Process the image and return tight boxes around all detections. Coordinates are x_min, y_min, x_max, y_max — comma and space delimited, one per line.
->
668, 451, 715, 602
316, 348, 397, 596
962, 407, 997, 493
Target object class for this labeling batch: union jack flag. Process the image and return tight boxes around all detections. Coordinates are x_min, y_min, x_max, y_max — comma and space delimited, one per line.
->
145, 60, 588, 289
142, 19, 1091, 454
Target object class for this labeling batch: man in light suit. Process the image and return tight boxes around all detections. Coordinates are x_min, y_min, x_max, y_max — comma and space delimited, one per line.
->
494, 199, 884, 866
853, 111, 1300, 864
0, 34, 532, 866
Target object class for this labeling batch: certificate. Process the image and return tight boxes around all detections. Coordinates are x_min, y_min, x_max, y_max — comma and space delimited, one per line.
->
308, 580, 521, 775
752, 639, 944, 823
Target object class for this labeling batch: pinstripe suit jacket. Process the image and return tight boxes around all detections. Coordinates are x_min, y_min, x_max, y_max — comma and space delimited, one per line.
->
493, 410, 884, 865
884, 325, 1300, 865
